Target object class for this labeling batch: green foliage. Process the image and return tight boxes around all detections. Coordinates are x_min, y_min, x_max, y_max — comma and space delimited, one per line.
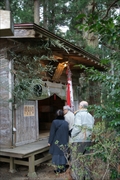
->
84, 45, 110, 59
76, 0, 120, 131
1, 0, 119, 54
0, 0, 34, 23
0, 0, 4, 9
10, 0, 34, 23
8, 38, 67, 105
70, 1, 120, 179
75, 59, 120, 132
67, 122, 120, 180
9, 56, 48, 104
91, 123, 120, 180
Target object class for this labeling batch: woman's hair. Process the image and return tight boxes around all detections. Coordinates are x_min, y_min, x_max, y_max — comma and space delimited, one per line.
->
55, 109, 64, 119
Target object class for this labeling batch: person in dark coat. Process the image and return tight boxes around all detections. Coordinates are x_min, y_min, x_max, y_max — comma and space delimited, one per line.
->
48, 109, 69, 173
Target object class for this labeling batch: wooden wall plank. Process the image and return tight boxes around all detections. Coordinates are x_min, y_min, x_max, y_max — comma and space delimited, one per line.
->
15, 101, 38, 146
0, 48, 12, 148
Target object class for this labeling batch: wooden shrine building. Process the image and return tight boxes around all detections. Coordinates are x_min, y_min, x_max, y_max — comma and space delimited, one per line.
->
0, 23, 105, 177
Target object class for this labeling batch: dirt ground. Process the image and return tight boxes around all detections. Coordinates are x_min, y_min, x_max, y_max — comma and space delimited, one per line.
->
0, 161, 72, 180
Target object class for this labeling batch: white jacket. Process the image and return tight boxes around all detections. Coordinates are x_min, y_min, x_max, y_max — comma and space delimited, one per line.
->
71, 109, 94, 142
64, 110, 74, 131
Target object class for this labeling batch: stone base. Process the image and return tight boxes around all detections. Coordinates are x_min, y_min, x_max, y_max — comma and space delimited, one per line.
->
28, 172, 37, 178
9, 169, 17, 173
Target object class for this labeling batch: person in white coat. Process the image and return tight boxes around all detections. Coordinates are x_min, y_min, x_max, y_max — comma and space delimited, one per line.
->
71, 101, 95, 180
63, 105, 74, 141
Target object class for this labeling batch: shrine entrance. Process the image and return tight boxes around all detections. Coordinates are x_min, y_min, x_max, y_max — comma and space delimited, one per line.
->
38, 94, 65, 134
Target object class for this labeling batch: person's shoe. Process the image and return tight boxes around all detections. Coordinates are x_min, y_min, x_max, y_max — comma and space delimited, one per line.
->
54, 168, 66, 174
54, 169, 61, 174
61, 165, 69, 173
61, 168, 66, 173
54, 165, 69, 174
66, 164, 69, 169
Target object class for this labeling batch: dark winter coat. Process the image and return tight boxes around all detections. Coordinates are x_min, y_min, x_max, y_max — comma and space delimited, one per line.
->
48, 119, 69, 156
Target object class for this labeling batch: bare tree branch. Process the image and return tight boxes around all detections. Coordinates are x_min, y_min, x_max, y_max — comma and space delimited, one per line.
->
102, 0, 119, 19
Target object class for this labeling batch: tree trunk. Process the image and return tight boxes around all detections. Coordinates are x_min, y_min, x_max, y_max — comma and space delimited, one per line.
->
34, 0, 40, 25
43, 0, 48, 29
51, 0, 55, 33
47, 0, 55, 32
82, 1, 98, 48
5, 0, 10, 10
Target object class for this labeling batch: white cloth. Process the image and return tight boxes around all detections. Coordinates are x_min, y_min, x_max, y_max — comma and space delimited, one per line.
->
64, 110, 74, 143
64, 110, 74, 131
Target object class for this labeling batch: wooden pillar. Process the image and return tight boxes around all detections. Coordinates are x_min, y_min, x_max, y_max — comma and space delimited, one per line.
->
28, 155, 37, 178
9, 157, 16, 173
